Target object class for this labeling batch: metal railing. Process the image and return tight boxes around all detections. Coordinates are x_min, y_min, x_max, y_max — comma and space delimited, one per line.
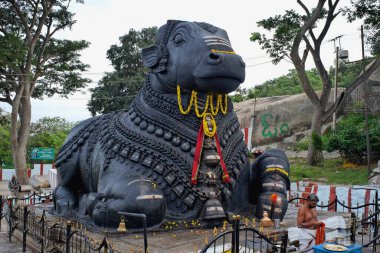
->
200, 215, 288, 253
1, 193, 114, 253
290, 191, 380, 252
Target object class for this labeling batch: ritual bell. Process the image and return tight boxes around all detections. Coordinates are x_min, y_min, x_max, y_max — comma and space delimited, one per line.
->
117, 216, 127, 232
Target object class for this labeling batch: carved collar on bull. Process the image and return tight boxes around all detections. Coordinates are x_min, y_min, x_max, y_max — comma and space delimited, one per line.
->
176, 86, 231, 220
141, 20, 246, 221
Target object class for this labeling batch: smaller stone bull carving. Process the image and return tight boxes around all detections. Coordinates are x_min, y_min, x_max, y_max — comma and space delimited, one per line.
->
53, 20, 290, 228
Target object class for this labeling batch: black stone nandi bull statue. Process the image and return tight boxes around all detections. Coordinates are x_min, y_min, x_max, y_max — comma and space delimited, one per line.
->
53, 20, 290, 228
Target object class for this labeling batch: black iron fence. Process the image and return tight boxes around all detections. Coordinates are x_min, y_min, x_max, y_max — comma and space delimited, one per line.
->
0, 193, 114, 253
1, 192, 288, 253
4, 190, 380, 252
200, 215, 288, 253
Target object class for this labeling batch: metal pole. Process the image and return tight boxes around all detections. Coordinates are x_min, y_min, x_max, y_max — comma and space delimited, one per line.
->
333, 46, 339, 130
41, 210, 45, 253
143, 216, 147, 253
361, 25, 372, 177
231, 218, 236, 253
235, 216, 240, 253
281, 232, 288, 253
66, 221, 72, 253
374, 191, 379, 249
22, 206, 28, 252
0, 195, 2, 232
351, 212, 356, 243
118, 212, 148, 253
8, 199, 12, 242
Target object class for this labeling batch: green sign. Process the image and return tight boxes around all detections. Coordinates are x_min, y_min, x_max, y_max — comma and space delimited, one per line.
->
30, 147, 55, 160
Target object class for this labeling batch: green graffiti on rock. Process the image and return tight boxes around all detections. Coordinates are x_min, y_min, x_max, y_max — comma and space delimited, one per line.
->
261, 113, 290, 138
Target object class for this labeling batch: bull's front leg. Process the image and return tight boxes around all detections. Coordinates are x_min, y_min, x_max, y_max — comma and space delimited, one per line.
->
84, 174, 166, 228
251, 149, 290, 221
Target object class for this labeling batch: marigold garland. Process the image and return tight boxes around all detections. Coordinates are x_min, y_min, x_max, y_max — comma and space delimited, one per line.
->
177, 86, 195, 114
176, 85, 228, 119
193, 92, 210, 118
209, 95, 219, 116
218, 94, 228, 115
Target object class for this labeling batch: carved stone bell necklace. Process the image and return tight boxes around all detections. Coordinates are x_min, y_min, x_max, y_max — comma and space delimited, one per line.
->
176, 85, 231, 185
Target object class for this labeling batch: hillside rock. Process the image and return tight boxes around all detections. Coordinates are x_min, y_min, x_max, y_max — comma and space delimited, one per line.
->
234, 89, 344, 147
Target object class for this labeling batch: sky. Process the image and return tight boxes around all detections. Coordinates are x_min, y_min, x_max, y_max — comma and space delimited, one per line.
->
1, 0, 365, 122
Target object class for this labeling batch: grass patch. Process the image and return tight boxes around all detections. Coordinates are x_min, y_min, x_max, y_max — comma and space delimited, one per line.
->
289, 158, 371, 185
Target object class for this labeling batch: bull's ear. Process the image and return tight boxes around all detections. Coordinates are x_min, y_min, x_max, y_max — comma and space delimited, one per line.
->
141, 45, 162, 69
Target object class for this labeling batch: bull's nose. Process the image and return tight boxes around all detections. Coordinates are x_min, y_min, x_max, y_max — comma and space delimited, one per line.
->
206, 53, 223, 65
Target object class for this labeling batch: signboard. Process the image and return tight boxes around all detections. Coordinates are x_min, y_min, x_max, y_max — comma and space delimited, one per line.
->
30, 147, 55, 160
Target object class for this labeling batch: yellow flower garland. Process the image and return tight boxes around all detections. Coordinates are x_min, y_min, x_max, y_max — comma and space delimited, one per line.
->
193, 92, 210, 118
176, 85, 228, 137
203, 113, 217, 137
177, 86, 195, 114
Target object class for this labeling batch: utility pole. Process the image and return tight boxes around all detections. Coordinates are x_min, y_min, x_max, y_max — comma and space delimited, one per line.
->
361, 25, 371, 176
328, 35, 343, 130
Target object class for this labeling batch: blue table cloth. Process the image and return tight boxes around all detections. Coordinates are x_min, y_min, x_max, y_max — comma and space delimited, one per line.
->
313, 244, 362, 253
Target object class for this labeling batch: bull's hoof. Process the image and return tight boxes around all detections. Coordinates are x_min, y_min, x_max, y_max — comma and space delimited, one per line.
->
256, 191, 288, 220
91, 178, 166, 228
53, 185, 78, 215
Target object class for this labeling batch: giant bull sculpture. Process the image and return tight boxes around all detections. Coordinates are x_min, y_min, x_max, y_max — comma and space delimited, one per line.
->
53, 20, 290, 228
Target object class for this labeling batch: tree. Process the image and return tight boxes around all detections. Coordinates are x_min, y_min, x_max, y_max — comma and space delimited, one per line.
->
0, 1, 90, 184
28, 117, 74, 161
251, 0, 380, 166
30, 116, 76, 135
230, 87, 248, 102
88, 27, 157, 115
343, 0, 380, 55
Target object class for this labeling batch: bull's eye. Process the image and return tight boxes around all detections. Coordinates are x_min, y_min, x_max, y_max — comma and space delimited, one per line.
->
174, 33, 184, 44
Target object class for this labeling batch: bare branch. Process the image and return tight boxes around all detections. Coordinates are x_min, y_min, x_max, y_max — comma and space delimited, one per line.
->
317, 0, 340, 44
298, 0, 311, 16
292, 0, 326, 105
301, 45, 310, 65
28, 0, 41, 32
323, 56, 380, 122
8, 0, 31, 42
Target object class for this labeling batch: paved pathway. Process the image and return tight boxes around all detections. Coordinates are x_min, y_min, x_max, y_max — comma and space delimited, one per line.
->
0, 228, 32, 252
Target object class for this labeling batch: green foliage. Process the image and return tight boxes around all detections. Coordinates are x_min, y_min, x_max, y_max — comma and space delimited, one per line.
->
28, 117, 75, 160
30, 117, 76, 135
295, 138, 309, 151
311, 131, 324, 152
325, 114, 380, 164
32, 39, 91, 98
0, 125, 13, 168
230, 87, 248, 102
343, 0, 380, 55
0, 0, 91, 100
247, 69, 322, 99
237, 60, 367, 102
0, 109, 12, 167
0, 33, 26, 68
88, 27, 158, 115
250, 10, 305, 64
290, 158, 369, 185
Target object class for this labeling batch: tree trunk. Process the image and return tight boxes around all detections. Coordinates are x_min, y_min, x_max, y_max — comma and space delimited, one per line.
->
10, 84, 32, 185
307, 105, 323, 166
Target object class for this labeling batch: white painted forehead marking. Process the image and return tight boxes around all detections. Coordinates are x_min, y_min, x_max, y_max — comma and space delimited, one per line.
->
136, 194, 163, 200
203, 36, 232, 49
